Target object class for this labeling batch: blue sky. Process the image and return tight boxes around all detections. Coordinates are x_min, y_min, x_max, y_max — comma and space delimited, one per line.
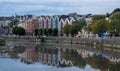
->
0, 0, 120, 16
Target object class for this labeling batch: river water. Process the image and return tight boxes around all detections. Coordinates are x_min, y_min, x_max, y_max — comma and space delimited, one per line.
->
0, 42, 120, 71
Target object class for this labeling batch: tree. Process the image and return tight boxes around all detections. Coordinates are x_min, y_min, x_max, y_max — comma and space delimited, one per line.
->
84, 23, 92, 32
40, 29, 43, 36
70, 20, 86, 36
62, 24, 71, 36
106, 13, 110, 17
109, 12, 120, 36
44, 28, 48, 36
17, 27, 25, 36
53, 28, 58, 36
12, 26, 18, 35
93, 15, 106, 20
48, 28, 52, 36
12, 26, 25, 36
111, 8, 120, 15
91, 19, 108, 36
34, 29, 38, 36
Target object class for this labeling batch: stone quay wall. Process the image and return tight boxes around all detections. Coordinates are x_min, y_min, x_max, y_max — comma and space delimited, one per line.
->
45, 37, 120, 46
2, 36, 120, 46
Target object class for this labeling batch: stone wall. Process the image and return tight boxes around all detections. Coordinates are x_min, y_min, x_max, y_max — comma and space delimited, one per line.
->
45, 37, 120, 46
3, 36, 120, 46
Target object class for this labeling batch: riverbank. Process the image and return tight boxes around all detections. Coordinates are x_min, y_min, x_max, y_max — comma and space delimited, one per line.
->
1, 37, 120, 63
2, 36, 120, 51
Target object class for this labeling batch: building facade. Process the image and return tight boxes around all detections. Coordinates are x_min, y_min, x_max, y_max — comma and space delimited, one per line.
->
16, 13, 93, 36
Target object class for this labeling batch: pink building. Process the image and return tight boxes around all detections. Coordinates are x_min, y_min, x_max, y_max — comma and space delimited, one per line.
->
25, 18, 39, 35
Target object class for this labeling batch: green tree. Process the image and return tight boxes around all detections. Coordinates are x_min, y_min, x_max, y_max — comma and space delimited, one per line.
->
109, 12, 120, 36
34, 29, 38, 36
17, 27, 25, 36
93, 15, 106, 20
48, 28, 52, 36
70, 20, 86, 36
111, 8, 120, 15
91, 19, 108, 36
53, 28, 58, 36
40, 29, 43, 35
44, 28, 48, 36
12, 26, 25, 36
86, 54, 110, 71
84, 23, 92, 33
62, 24, 71, 36
106, 13, 110, 17
12, 26, 18, 35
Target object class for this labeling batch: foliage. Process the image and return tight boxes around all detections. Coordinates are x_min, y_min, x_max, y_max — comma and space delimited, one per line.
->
53, 28, 58, 36
12, 26, 25, 36
90, 19, 108, 34
70, 20, 86, 36
106, 13, 110, 17
62, 20, 86, 36
109, 12, 120, 32
39, 29, 43, 35
44, 28, 48, 36
12, 26, 18, 35
34, 29, 38, 36
86, 54, 110, 71
93, 15, 106, 20
84, 23, 92, 32
62, 24, 71, 36
34, 28, 58, 36
111, 8, 120, 15
48, 28, 53, 36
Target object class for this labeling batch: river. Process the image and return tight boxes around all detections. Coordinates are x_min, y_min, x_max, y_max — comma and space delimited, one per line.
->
0, 41, 120, 71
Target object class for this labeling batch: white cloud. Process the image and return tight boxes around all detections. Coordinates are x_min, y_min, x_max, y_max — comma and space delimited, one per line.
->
0, 0, 120, 16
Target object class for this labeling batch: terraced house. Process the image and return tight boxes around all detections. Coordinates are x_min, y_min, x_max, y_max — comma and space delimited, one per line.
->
16, 13, 92, 36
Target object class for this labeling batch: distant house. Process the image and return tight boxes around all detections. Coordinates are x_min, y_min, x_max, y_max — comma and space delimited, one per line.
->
25, 17, 39, 35
17, 16, 39, 36
38, 13, 93, 36
10, 13, 93, 36
0, 21, 9, 35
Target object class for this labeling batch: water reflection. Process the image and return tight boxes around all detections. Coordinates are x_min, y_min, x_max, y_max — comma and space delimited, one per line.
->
20, 48, 39, 64
0, 44, 120, 71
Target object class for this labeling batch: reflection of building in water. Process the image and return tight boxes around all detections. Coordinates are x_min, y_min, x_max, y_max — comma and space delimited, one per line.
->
38, 47, 73, 67
21, 48, 39, 64
39, 53, 58, 66
77, 50, 89, 58
107, 56, 120, 63
38, 48, 60, 66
